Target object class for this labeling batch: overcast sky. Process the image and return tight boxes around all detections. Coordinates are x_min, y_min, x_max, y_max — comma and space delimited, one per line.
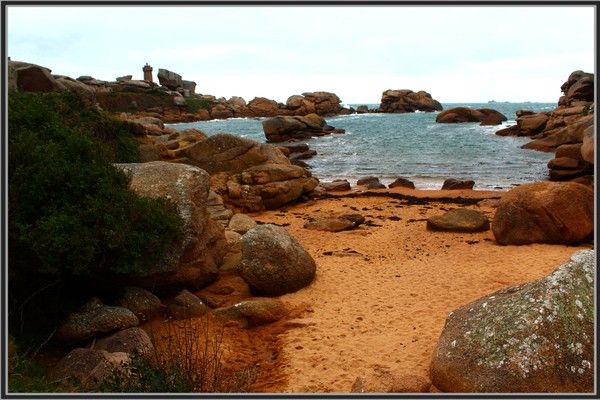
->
6, 5, 596, 103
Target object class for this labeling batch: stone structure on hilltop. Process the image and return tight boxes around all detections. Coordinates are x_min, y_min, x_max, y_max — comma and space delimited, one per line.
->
142, 63, 153, 82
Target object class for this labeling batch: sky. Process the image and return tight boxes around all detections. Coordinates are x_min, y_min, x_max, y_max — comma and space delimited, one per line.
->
6, 5, 596, 104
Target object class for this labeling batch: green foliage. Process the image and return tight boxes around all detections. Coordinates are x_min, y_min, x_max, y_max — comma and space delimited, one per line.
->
8, 356, 63, 393
96, 91, 175, 112
147, 88, 170, 97
8, 91, 183, 331
184, 97, 213, 113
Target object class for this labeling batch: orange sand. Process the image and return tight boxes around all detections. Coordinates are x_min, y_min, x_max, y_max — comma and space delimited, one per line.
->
247, 188, 592, 392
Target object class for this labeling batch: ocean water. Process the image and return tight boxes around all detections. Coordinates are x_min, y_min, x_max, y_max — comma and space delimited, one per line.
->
167, 102, 556, 190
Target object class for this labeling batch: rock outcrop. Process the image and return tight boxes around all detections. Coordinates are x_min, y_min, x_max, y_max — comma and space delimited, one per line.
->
238, 224, 316, 296
115, 161, 228, 289
436, 107, 507, 125
430, 250, 594, 393
175, 134, 319, 212
262, 114, 345, 142
157, 68, 182, 91
499, 72, 595, 150
492, 182, 593, 245
379, 90, 442, 113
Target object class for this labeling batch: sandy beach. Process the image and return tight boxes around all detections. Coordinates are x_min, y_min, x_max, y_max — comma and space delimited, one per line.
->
229, 187, 593, 392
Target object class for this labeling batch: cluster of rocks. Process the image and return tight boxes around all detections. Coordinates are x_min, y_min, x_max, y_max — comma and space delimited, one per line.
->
495, 71, 594, 185
51, 203, 317, 386
262, 114, 345, 142
123, 121, 320, 213
436, 107, 507, 125
378, 89, 443, 113
430, 250, 594, 392
156, 68, 197, 97
204, 91, 350, 120
317, 176, 474, 193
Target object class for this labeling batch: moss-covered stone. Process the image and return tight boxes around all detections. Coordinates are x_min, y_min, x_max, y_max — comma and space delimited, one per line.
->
430, 250, 594, 393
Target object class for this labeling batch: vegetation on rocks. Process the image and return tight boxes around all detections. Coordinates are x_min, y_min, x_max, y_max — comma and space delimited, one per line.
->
8, 91, 183, 333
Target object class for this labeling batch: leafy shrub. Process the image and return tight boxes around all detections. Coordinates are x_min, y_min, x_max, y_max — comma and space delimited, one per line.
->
8, 356, 63, 393
8, 91, 183, 330
184, 97, 213, 113
96, 91, 176, 113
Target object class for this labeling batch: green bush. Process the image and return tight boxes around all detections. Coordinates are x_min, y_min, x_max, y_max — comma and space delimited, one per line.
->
8, 91, 183, 329
184, 97, 213, 113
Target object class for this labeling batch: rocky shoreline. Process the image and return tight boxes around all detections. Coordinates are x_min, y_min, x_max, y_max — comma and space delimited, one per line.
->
7, 61, 595, 394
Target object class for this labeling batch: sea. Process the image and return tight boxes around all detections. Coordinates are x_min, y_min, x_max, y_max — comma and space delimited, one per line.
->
167, 102, 557, 190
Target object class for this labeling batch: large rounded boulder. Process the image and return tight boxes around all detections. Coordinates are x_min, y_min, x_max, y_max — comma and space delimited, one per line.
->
115, 161, 227, 289
238, 224, 316, 296
56, 298, 139, 344
430, 250, 594, 393
492, 182, 593, 245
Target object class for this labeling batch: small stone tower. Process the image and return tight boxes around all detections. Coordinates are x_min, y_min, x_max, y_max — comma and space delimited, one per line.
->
143, 63, 153, 82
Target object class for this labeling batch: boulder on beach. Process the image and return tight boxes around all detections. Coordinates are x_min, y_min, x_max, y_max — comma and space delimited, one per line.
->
57, 298, 139, 344
95, 327, 155, 360
238, 224, 316, 296
441, 178, 475, 190
379, 89, 442, 113
213, 298, 287, 327
320, 180, 351, 192
388, 177, 415, 189
228, 213, 257, 235
492, 181, 593, 245
427, 208, 490, 232
118, 287, 163, 322
304, 213, 365, 232
115, 161, 227, 289
430, 250, 594, 393
356, 177, 386, 189
168, 289, 210, 320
